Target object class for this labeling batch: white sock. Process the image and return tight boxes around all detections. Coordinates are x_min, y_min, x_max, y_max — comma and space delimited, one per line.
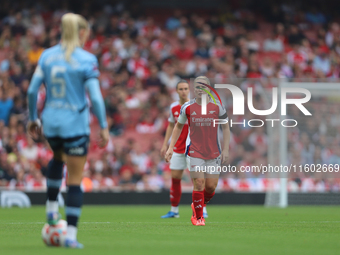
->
66, 226, 77, 241
46, 200, 59, 213
171, 206, 179, 213
203, 206, 207, 214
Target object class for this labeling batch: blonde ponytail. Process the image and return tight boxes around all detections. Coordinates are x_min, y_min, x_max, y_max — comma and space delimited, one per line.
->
61, 13, 88, 61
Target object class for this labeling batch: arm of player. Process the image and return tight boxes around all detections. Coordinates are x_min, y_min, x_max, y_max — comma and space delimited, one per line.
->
221, 122, 230, 165
27, 66, 44, 139
161, 122, 175, 157
85, 78, 109, 148
165, 103, 188, 162
28, 66, 43, 122
164, 122, 184, 163
85, 78, 107, 128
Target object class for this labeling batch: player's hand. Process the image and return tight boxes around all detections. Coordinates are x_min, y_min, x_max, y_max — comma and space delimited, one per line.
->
98, 127, 109, 148
164, 148, 173, 163
27, 120, 42, 140
221, 150, 229, 165
160, 145, 168, 157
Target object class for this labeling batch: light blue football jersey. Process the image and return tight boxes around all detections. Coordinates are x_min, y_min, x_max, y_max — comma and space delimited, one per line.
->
31, 44, 100, 138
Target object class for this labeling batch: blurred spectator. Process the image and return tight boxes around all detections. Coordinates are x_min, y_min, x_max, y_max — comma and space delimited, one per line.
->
119, 154, 138, 191
92, 171, 114, 191
159, 64, 181, 91
287, 44, 308, 69
139, 17, 160, 38
127, 51, 148, 79
136, 114, 163, 134
29, 15, 45, 37
197, 24, 213, 45
105, 15, 121, 36
266, 5, 284, 23
243, 13, 258, 31
166, 10, 182, 31
0, 0, 339, 192
11, 12, 26, 36
27, 42, 44, 64
144, 65, 163, 89
305, 8, 326, 25
10, 64, 27, 86
326, 22, 340, 48
0, 27, 14, 48
173, 40, 193, 60
130, 144, 150, 174
261, 58, 275, 77
263, 32, 284, 52
177, 16, 191, 40
195, 39, 210, 58
0, 88, 14, 125
20, 137, 39, 161
287, 25, 305, 45
313, 48, 331, 74
246, 33, 260, 52
81, 169, 93, 192
328, 147, 340, 165
209, 36, 227, 59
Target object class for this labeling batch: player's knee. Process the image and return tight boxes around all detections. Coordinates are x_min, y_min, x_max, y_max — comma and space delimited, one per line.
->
193, 178, 205, 191
205, 182, 217, 194
171, 170, 183, 179
205, 186, 216, 194
67, 167, 83, 182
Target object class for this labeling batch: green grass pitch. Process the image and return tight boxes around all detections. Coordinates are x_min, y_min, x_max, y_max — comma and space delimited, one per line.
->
0, 205, 339, 255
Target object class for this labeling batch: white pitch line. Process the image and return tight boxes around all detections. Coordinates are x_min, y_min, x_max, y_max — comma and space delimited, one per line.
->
0, 222, 111, 225
1, 221, 340, 225
121, 221, 340, 224
0, 222, 45, 225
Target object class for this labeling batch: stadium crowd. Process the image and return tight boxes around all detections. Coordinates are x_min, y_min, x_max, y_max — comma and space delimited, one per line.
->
0, 0, 340, 192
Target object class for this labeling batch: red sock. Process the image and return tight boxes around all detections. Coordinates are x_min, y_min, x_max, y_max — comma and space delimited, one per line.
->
204, 189, 215, 204
192, 191, 204, 218
170, 178, 181, 207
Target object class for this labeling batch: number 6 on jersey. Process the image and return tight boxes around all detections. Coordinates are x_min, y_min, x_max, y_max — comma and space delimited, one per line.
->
51, 66, 66, 98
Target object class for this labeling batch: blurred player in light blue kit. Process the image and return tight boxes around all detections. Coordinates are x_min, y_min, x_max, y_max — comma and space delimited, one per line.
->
27, 13, 109, 248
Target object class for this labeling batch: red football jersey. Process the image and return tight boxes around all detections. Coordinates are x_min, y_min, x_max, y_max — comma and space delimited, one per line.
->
168, 101, 189, 154
178, 99, 228, 160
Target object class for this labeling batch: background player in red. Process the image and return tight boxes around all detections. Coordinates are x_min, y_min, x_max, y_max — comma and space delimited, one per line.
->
165, 76, 230, 226
160, 80, 191, 218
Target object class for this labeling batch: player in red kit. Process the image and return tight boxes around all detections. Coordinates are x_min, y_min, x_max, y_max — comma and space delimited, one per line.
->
165, 76, 230, 226
161, 80, 200, 218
